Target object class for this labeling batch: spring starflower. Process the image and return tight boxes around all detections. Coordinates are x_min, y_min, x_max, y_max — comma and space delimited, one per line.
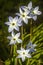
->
21, 1, 42, 21
27, 41, 37, 53
21, 1, 32, 11
17, 47, 31, 62
5, 16, 22, 32
30, 6, 42, 20
7, 32, 22, 45
16, 8, 31, 24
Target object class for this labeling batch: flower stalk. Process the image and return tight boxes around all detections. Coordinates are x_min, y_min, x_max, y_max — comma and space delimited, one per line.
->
21, 25, 23, 46
13, 45, 17, 65
26, 19, 32, 65
30, 19, 32, 41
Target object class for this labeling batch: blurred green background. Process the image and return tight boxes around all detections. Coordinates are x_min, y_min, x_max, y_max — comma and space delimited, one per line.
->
0, 0, 43, 65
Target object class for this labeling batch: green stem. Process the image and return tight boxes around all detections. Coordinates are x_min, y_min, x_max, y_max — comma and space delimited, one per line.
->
19, 59, 22, 65
14, 58, 17, 65
26, 59, 30, 65
21, 25, 23, 47
30, 19, 32, 41
26, 19, 32, 65
13, 45, 17, 65
38, 60, 41, 65
10, 46, 13, 56
21, 26, 23, 39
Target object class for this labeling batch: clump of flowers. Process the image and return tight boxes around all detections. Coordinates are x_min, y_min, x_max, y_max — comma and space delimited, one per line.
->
5, 1, 42, 62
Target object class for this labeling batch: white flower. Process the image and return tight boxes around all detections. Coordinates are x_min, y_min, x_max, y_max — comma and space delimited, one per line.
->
28, 3, 42, 20
33, 6, 42, 15
20, 2, 37, 21
5, 16, 22, 32
30, 6, 42, 20
21, 1, 42, 21
17, 47, 31, 62
20, 1, 32, 12
7, 32, 22, 45
27, 41, 37, 53
16, 8, 31, 24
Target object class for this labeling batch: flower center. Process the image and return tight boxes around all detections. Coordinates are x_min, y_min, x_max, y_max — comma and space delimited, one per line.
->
12, 23, 15, 25
13, 38, 16, 40
32, 11, 34, 14
22, 14, 25, 17
23, 52, 25, 55
29, 46, 31, 48
29, 46, 32, 48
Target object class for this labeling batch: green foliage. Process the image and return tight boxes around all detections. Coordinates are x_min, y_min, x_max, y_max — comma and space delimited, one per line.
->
0, 0, 43, 65
3, 23, 43, 65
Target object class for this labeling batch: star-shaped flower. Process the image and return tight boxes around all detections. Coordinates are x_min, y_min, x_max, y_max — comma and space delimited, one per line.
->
16, 8, 31, 24
17, 47, 31, 62
5, 16, 22, 32
32, 6, 42, 15
21, 1, 32, 11
30, 6, 42, 20
27, 41, 37, 53
21, 1, 42, 21
7, 32, 22, 45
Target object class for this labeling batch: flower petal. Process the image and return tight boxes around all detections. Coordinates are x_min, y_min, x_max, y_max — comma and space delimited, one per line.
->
27, 16, 31, 19
33, 16, 37, 21
28, 1, 32, 10
29, 42, 32, 46
17, 55, 22, 58
17, 18, 22, 26
26, 54, 31, 58
21, 6, 27, 11
34, 49, 36, 51
9, 40, 16, 45
13, 16, 18, 22
17, 50, 22, 54
11, 31, 15, 37
8, 16, 13, 22
25, 10, 30, 15
8, 26, 13, 32
15, 33, 20, 38
34, 6, 39, 11
33, 44, 37, 47
26, 49, 30, 53
27, 41, 32, 49
23, 18, 28, 24
19, 8, 23, 14
17, 22, 22, 26
5, 22, 10, 25
16, 13, 20, 16
7, 36, 12, 40
21, 47, 25, 51
22, 56, 25, 62
30, 48, 35, 52
36, 11, 42, 15
14, 26, 19, 31
17, 39, 22, 43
